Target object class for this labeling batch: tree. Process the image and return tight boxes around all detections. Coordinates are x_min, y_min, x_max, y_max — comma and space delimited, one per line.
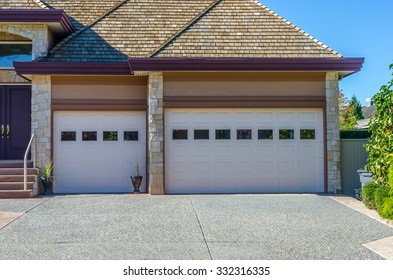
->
365, 64, 393, 184
339, 92, 364, 130
350, 95, 364, 121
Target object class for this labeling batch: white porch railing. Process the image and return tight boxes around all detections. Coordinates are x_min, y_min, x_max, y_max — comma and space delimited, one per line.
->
24, 134, 36, 191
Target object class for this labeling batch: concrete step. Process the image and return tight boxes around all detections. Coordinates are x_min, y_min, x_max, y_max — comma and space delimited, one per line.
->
0, 161, 33, 168
0, 175, 36, 183
0, 182, 34, 190
0, 168, 39, 175
0, 190, 33, 199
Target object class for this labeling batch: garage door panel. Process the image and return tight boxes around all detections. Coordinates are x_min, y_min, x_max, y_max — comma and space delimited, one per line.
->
236, 145, 253, 156
278, 112, 296, 123
300, 161, 317, 173
215, 112, 234, 122
278, 145, 296, 156
165, 108, 324, 194
191, 161, 211, 173
258, 161, 275, 173
257, 144, 275, 156
214, 161, 232, 173
213, 145, 232, 156
234, 161, 254, 173
236, 112, 254, 123
299, 112, 317, 123
192, 145, 210, 156
257, 112, 274, 122
54, 111, 146, 194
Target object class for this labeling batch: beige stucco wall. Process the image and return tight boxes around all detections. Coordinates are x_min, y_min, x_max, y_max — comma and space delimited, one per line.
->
164, 72, 326, 97
51, 76, 148, 100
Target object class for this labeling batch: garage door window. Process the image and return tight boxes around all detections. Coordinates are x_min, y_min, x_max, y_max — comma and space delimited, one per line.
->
300, 129, 316, 140
82, 131, 97, 141
216, 129, 230, 140
103, 131, 118, 141
237, 129, 252, 140
124, 131, 139, 141
194, 129, 209, 140
61, 131, 76, 141
258, 129, 273, 140
279, 129, 294, 140
173, 130, 188, 140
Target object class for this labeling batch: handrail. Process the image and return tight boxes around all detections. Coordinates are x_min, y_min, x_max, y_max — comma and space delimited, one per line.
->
24, 133, 36, 191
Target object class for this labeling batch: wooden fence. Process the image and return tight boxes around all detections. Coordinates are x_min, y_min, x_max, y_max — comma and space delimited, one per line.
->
340, 139, 369, 197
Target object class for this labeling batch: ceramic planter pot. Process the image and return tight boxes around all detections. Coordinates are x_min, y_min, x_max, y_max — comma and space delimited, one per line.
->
41, 178, 52, 195
131, 176, 143, 194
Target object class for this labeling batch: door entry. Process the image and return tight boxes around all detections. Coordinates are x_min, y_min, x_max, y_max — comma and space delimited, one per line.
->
0, 86, 31, 160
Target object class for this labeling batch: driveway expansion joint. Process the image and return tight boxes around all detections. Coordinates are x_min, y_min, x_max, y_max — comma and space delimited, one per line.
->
189, 197, 213, 260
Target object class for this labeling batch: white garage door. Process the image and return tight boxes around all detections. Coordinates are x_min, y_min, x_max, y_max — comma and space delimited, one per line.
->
54, 111, 146, 193
165, 109, 324, 194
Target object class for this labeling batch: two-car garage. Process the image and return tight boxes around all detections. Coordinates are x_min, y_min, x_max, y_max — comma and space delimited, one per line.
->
165, 108, 324, 194
52, 108, 324, 194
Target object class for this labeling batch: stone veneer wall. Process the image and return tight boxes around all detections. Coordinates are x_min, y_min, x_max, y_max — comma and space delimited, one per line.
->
0, 25, 52, 168
0, 70, 30, 83
148, 72, 164, 195
326, 72, 341, 193
31, 75, 51, 169
0, 24, 49, 59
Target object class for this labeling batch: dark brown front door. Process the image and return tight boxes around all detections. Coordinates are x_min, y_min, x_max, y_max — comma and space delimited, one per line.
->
0, 86, 31, 160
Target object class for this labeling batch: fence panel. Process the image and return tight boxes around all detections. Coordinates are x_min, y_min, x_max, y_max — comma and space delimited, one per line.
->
340, 139, 369, 197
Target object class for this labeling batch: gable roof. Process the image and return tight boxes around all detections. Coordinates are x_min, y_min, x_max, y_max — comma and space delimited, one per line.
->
2, 0, 346, 63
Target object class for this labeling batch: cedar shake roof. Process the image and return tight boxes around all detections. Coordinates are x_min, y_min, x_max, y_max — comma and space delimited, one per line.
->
1, 0, 343, 62
154, 0, 341, 58
0, 0, 41, 9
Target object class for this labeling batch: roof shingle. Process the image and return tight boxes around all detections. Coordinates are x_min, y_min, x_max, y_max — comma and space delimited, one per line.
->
155, 0, 341, 58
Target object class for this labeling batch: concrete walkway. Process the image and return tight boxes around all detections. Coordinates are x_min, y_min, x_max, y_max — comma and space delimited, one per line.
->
0, 194, 392, 260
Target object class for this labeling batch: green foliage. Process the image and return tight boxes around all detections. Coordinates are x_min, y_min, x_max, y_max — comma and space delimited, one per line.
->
362, 182, 379, 209
374, 185, 389, 214
365, 64, 393, 184
380, 197, 393, 219
340, 130, 371, 139
129, 161, 141, 177
339, 92, 364, 130
350, 95, 364, 121
40, 161, 54, 182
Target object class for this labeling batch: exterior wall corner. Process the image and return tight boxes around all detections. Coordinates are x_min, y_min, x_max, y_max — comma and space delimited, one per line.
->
147, 72, 164, 195
31, 75, 51, 169
326, 72, 341, 193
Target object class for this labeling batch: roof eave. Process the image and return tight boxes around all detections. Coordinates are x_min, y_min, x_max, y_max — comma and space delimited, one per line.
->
14, 58, 364, 76
14, 62, 132, 77
128, 58, 364, 75
0, 9, 76, 35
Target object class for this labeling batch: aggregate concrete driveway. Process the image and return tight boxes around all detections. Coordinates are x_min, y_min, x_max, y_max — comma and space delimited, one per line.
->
0, 194, 393, 260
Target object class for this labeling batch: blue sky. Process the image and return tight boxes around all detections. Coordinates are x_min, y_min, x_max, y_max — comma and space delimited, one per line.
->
259, 0, 393, 105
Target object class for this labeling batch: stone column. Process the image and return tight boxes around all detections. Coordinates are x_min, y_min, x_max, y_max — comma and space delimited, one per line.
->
148, 72, 164, 195
31, 75, 51, 169
326, 72, 341, 193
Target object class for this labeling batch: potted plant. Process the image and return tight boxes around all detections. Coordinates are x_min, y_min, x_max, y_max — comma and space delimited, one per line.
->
130, 162, 143, 194
41, 161, 54, 195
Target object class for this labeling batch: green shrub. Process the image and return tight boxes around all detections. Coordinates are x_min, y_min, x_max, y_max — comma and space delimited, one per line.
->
374, 185, 389, 214
362, 182, 379, 209
380, 197, 393, 219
